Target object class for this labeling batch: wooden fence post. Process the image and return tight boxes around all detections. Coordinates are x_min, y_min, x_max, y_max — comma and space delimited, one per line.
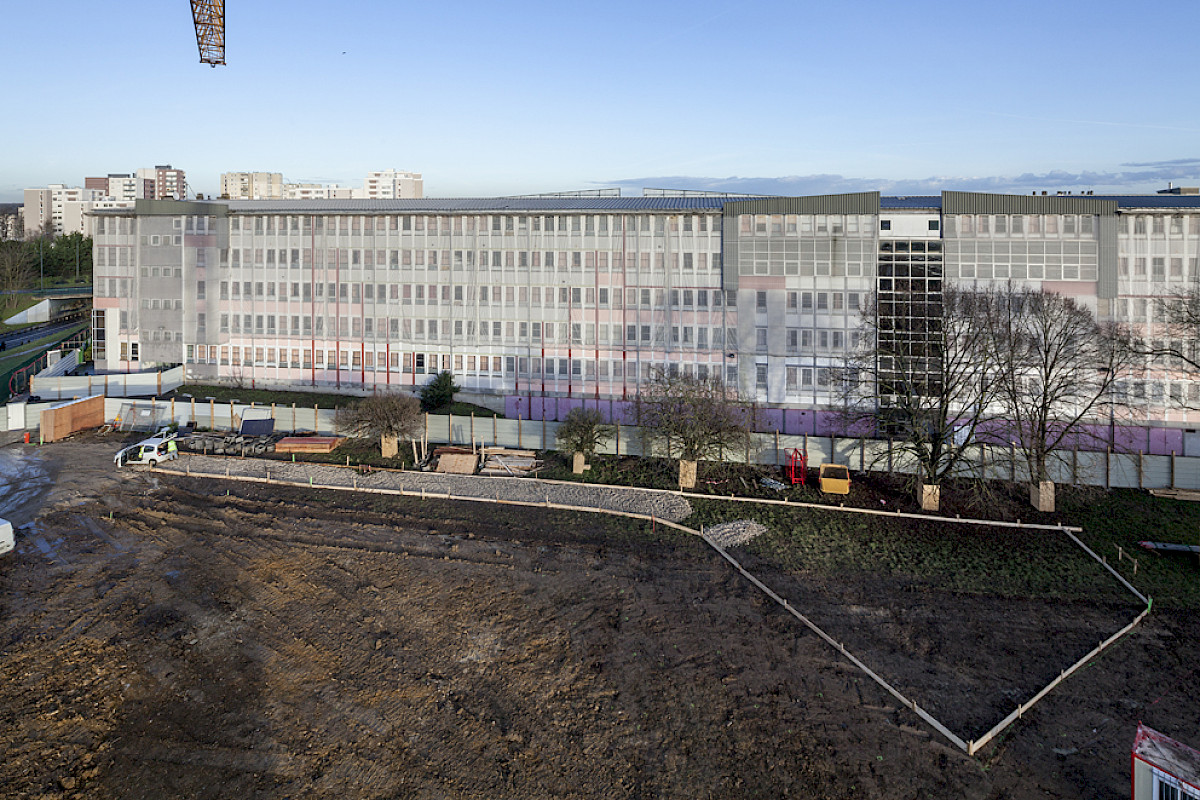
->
493, 413, 497, 446
615, 423, 621, 458
1138, 451, 1144, 489
1106, 447, 1111, 489
1171, 451, 1177, 489
775, 430, 780, 467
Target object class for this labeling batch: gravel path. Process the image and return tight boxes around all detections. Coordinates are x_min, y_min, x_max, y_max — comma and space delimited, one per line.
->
703, 520, 768, 548
172, 454, 694, 523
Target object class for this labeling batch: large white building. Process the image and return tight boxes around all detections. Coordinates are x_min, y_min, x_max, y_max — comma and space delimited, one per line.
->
358, 169, 422, 199
23, 185, 105, 236
88, 191, 1200, 434
137, 166, 187, 200
220, 172, 285, 200
220, 170, 422, 201
85, 174, 156, 202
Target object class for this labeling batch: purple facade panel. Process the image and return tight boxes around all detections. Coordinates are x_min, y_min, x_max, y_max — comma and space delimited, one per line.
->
502, 395, 1190, 455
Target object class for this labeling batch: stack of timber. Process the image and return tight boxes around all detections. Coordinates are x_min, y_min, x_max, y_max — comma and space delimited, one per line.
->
275, 436, 345, 454
478, 447, 542, 477
432, 446, 478, 475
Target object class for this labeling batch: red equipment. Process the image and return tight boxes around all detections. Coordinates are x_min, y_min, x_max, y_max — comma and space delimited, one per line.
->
786, 447, 808, 486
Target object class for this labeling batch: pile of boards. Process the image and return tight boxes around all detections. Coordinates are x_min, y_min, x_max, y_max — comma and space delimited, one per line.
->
478, 447, 542, 477
275, 436, 345, 454
432, 446, 478, 475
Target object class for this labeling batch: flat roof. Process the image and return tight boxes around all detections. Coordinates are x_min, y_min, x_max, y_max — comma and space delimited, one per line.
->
86, 193, 1200, 216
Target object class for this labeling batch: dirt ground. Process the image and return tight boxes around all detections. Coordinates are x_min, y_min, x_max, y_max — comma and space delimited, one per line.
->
1, 433, 1198, 799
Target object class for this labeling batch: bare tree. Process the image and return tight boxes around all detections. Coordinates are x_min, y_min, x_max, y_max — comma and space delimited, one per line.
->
1142, 289, 1200, 386
842, 287, 1001, 503
556, 407, 614, 473
0, 242, 35, 308
636, 369, 748, 489
336, 393, 422, 458
987, 287, 1138, 508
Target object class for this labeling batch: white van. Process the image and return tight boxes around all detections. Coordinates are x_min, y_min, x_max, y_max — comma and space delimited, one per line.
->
114, 434, 179, 468
0, 518, 13, 557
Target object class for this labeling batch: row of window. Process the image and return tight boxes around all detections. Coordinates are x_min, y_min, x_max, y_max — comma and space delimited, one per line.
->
213, 280, 734, 310
947, 214, 1097, 237
755, 328, 860, 353
226, 214, 721, 236
217, 248, 721, 271
739, 214, 876, 237
1119, 257, 1200, 280
755, 290, 863, 313
212, 313, 740, 349
188, 346, 734, 385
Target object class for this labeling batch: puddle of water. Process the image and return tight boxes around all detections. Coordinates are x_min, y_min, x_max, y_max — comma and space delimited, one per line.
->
0, 448, 55, 527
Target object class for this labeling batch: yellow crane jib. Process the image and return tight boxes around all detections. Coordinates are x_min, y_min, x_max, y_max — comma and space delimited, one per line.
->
191, 0, 226, 67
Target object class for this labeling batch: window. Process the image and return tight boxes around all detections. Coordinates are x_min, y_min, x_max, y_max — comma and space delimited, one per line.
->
756, 291, 767, 311
880, 220, 891, 231
928, 219, 940, 231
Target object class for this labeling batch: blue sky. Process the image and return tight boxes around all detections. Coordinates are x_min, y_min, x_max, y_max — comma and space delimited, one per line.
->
6, 0, 1200, 202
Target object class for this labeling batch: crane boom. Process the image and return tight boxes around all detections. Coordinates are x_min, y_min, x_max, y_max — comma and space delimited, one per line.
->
191, 0, 226, 66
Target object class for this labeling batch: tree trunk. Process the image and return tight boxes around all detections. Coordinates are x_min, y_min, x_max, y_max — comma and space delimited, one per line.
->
1030, 480, 1055, 512
678, 459, 697, 490
919, 484, 940, 512
572, 451, 587, 474
380, 433, 398, 459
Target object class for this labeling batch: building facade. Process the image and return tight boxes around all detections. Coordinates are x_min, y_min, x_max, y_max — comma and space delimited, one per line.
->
24, 185, 105, 236
89, 192, 1200, 428
136, 166, 187, 200
359, 170, 423, 199
220, 172, 285, 200
85, 174, 156, 202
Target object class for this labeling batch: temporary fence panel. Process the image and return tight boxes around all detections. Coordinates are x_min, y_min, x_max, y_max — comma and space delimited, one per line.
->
40, 395, 105, 442
33, 366, 183, 401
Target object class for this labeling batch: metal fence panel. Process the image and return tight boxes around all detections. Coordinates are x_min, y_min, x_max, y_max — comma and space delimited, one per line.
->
1109, 453, 1141, 489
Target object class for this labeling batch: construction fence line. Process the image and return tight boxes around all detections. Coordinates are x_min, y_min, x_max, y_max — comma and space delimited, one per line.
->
966, 606, 1151, 756
152, 455, 1149, 758
7, 396, 1200, 492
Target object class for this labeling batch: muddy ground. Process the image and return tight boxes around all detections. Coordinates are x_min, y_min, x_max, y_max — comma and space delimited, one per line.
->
0, 434, 1197, 799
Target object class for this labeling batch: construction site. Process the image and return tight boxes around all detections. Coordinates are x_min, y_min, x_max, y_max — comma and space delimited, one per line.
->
0, 429, 1196, 799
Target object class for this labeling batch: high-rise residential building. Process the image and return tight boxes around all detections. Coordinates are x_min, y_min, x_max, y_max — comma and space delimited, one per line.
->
282, 183, 353, 200
136, 165, 187, 200
88, 190, 1200, 437
85, 174, 156, 202
23, 185, 105, 236
220, 172, 285, 200
0, 207, 22, 241
355, 169, 423, 199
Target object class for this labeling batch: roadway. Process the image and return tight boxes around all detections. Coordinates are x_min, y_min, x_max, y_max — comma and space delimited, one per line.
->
0, 320, 87, 352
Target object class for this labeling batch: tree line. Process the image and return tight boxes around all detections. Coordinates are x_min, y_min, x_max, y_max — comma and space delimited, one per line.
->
0, 232, 93, 305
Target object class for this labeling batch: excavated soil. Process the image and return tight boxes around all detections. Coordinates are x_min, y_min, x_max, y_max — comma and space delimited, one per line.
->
0, 434, 1198, 799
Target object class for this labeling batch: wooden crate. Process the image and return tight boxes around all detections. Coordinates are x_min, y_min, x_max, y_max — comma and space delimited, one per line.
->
275, 436, 345, 454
